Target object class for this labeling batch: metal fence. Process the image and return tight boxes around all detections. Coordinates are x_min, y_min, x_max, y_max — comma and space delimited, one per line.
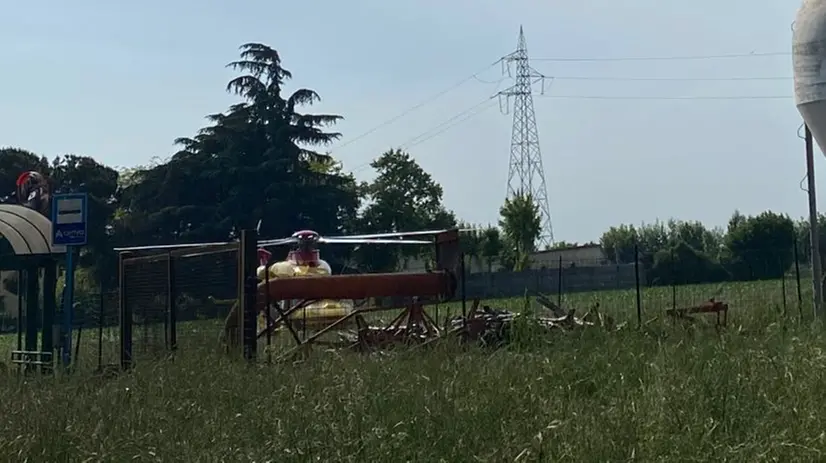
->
477, 243, 813, 326
119, 245, 241, 365
173, 247, 239, 348
70, 289, 120, 371
0, 284, 121, 373
463, 263, 639, 299
121, 254, 169, 359
110, 236, 819, 366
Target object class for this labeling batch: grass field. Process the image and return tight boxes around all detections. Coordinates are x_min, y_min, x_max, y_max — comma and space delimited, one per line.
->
1, 277, 825, 461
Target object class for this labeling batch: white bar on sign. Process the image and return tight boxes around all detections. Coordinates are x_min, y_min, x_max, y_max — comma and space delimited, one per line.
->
56, 213, 83, 224
57, 199, 83, 212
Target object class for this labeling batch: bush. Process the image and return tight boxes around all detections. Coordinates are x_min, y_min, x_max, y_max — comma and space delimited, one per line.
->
649, 241, 728, 285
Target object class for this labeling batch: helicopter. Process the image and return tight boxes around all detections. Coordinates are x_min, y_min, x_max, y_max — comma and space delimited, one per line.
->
250, 229, 436, 333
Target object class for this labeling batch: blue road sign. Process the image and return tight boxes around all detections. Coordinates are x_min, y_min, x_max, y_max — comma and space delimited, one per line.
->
51, 193, 88, 246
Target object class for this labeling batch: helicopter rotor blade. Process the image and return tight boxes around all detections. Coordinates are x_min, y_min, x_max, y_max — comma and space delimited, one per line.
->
318, 237, 432, 245
113, 230, 447, 254
258, 237, 299, 248
113, 240, 235, 252
324, 228, 478, 241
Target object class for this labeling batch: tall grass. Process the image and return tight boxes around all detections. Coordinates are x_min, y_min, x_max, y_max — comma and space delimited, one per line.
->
0, 279, 824, 460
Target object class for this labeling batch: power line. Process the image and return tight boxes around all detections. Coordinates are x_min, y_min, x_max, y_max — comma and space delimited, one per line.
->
332, 62, 500, 151
330, 55, 790, 157
344, 92, 789, 175
348, 97, 498, 174
402, 100, 497, 149
547, 75, 792, 82
536, 94, 792, 100
335, 49, 795, 176
473, 75, 508, 85
531, 51, 790, 62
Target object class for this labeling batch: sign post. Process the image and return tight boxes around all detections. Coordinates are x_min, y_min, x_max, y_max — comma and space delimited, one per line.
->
51, 193, 88, 368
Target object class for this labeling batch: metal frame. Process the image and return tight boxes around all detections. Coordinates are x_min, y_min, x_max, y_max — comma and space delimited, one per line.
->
118, 238, 247, 369
239, 229, 257, 361
118, 250, 182, 369
118, 251, 132, 370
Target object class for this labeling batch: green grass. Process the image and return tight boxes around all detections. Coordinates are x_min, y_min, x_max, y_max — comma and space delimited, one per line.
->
1, 277, 825, 461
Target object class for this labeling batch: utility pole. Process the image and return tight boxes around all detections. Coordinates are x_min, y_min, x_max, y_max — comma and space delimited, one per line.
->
499, 26, 554, 247
805, 124, 824, 317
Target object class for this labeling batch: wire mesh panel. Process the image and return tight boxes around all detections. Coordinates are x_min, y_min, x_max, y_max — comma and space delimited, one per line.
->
122, 254, 170, 363
71, 289, 121, 371
173, 247, 239, 351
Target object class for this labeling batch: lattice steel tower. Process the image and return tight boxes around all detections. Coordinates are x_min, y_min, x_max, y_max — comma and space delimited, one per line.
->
499, 26, 554, 247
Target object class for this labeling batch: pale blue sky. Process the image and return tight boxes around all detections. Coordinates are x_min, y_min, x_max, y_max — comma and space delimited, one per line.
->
0, 0, 808, 243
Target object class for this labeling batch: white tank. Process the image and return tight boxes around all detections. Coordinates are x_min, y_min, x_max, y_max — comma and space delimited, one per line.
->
794, 0, 826, 154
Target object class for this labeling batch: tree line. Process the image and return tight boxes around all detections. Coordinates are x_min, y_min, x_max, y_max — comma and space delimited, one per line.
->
0, 42, 815, 294
598, 211, 826, 286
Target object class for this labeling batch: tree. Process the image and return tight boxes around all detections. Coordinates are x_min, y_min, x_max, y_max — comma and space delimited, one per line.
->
548, 240, 594, 250
120, 43, 359, 247
666, 219, 722, 257
458, 222, 484, 270
723, 211, 796, 280
498, 192, 541, 271
600, 224, 639, 265
356, 149, 456, 271
650, 241, 728, 285
600, 220, 728, 285
794, 214, 826, 266
480, 226, 504, 272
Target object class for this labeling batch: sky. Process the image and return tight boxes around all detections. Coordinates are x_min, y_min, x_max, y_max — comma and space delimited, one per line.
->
0, 0, 809, 244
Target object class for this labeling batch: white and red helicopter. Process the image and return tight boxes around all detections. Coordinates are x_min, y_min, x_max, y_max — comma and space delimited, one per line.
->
256, 228, 470, 333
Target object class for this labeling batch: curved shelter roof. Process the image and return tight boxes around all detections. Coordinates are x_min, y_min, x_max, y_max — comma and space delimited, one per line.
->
0, 204, 66, 255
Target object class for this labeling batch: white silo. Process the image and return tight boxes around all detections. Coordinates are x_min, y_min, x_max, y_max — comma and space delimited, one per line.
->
794, 0, 826, 153
794, 0, 826, 317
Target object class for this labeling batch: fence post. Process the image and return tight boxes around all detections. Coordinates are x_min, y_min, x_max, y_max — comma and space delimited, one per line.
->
239, 229, 258, 361
97, 282, 104, 371
557, 255, 563, 308
460, 253, 466, 319
119, 251, 133, 371
794, 236, 804, 321
42, 261, 57, 372
264, 258, 272, 364
634, 242, 642, 329
167, 252, 177, 351
670, 247, 677, 311
780, 256, 788, 318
